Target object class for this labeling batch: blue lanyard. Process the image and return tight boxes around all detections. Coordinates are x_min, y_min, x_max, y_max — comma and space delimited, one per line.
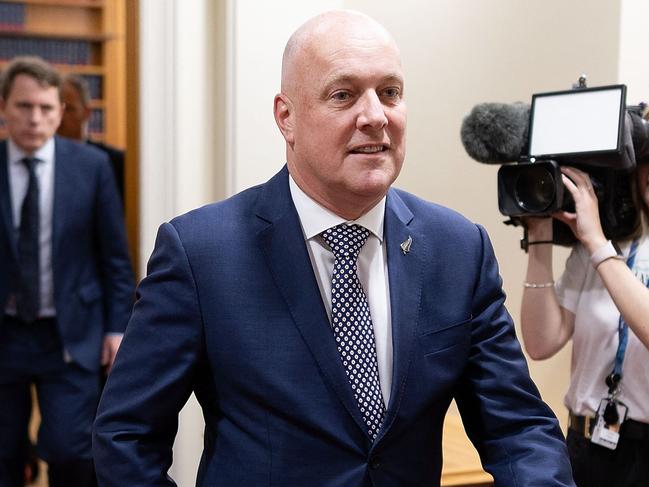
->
611, 238, 640, 381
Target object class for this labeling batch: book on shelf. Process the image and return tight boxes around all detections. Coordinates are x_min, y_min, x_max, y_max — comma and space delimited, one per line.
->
89, 108, 104, 134
0, 37, 94, 65
82, 74, 102, 99
0, 2, 26, 32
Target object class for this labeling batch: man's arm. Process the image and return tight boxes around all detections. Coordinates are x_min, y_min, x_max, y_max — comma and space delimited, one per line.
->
93, 222, 204, 486
454, 225, 575, 487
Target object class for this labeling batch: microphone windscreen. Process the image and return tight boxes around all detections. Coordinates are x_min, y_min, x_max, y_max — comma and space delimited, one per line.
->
461, 102, 530, 163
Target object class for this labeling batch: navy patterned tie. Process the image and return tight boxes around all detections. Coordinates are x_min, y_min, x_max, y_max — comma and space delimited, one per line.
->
16, 157, 40, 322
321, 224, 385, 441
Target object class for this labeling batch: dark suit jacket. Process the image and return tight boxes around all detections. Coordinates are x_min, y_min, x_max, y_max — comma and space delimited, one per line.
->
87, 140, 125, 203
0, 137, 134, 371
93, 166, 574, 486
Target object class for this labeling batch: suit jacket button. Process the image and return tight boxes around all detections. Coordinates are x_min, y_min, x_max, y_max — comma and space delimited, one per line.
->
370, 456, 381, 469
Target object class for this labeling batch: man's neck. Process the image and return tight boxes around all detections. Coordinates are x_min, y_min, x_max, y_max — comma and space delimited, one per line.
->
9, 137, 54, 158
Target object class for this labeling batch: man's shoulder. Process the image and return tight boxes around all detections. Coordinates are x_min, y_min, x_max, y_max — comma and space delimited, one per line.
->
55, 136, 111, 165
170, 182, 267, 232
389, 187, 477, 229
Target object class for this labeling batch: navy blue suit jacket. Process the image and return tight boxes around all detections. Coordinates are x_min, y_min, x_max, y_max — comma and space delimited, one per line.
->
0, 137, 134, 371
94, 166, 574, 486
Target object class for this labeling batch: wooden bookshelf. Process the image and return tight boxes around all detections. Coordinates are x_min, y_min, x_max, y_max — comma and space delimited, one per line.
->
0, 0, 126, 148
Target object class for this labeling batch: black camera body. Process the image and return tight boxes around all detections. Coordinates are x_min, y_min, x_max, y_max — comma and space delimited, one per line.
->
498, 159, 639, 246
461, 83, 648, 246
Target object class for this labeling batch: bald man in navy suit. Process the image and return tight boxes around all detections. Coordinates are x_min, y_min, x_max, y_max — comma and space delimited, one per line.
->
94, 11, 574, 486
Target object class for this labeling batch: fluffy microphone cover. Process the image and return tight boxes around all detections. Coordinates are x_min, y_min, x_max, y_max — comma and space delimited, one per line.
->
460, 102, 530, 163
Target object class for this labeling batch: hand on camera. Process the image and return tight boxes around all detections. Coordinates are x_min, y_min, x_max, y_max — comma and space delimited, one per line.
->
552, 166, 607, 253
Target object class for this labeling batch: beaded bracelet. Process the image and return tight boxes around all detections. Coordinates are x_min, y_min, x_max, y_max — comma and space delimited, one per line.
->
523, 281, 555, 288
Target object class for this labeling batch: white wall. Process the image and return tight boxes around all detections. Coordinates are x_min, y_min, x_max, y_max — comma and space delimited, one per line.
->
139, 0, 218, 274
618, 0, 649, 103
138, 0, 647, 482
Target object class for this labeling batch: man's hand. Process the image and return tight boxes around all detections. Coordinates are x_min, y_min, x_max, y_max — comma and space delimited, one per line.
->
101, 334, 123, 375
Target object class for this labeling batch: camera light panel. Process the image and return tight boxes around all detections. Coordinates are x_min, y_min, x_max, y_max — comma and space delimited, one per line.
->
529, 85, 625, 158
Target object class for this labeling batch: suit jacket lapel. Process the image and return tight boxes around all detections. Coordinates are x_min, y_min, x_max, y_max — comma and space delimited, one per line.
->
255, 167, 370, 436
0, 140, 18, 259
376, 189, 425, 442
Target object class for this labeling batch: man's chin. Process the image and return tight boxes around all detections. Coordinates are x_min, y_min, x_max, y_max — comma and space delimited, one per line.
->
357, 167, 399, 192
19, 136, 47, 152
347, 178, 394, 205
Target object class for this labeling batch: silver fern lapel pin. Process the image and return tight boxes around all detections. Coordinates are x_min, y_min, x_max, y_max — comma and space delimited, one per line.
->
400, 236, 412, 255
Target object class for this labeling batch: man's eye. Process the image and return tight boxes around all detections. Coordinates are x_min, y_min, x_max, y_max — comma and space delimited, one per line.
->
383, 87, 400, 98
331, 91, 351, 101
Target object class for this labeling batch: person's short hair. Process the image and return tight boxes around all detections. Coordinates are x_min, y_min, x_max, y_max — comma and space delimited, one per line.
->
0, 56, 61, 101
61, 73, 91, 107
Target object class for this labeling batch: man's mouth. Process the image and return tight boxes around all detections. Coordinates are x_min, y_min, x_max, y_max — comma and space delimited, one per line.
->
350, 145, 388, 154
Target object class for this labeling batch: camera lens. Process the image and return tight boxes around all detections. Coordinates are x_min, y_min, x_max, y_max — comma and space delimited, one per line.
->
514, 166, 557, 212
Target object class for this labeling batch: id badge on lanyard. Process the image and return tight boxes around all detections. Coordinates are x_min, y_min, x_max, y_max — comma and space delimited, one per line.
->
590, 239, 638, 450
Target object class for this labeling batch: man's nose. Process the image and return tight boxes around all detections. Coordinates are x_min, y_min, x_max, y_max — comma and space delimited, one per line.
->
28, 107, 42, 123
357, 91, 388, 130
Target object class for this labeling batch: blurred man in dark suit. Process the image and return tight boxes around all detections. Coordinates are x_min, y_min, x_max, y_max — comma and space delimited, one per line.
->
0, 56, 134, 487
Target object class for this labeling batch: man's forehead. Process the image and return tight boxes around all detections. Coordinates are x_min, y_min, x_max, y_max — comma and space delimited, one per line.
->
282, 11, 400, 94
8, 86, 61, 106
308, 23, 397, 57
308, 41, 403, 82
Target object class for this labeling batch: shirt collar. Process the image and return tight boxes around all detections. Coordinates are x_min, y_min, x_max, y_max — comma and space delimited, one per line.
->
289, 174, 386, 243
8, 137, 55, 166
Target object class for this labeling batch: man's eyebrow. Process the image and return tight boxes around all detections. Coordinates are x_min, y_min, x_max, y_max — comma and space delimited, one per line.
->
321, 72, 404, 93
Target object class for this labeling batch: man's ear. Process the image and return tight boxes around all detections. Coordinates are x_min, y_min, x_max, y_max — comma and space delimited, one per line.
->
274, 93, 295, 145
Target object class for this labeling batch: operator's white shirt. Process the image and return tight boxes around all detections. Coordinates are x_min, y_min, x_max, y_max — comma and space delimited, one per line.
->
556, 234, 649, 423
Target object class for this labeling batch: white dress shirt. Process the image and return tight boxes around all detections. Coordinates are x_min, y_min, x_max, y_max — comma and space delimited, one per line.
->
289, 175, 393, 406
6, 138, 56, 318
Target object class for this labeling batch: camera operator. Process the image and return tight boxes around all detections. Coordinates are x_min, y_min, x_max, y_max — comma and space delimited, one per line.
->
520, 143, 649, 487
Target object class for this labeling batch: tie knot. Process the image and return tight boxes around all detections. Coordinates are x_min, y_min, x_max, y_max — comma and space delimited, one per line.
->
321, 224, 370, 259
21, 157, 38, 173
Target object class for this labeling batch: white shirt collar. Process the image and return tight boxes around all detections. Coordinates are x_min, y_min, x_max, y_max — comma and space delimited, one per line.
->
289, 174, 386, 243
8, 137, 55, 166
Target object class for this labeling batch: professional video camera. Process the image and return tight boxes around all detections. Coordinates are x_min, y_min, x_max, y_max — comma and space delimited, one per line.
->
461, 78, 649, 248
